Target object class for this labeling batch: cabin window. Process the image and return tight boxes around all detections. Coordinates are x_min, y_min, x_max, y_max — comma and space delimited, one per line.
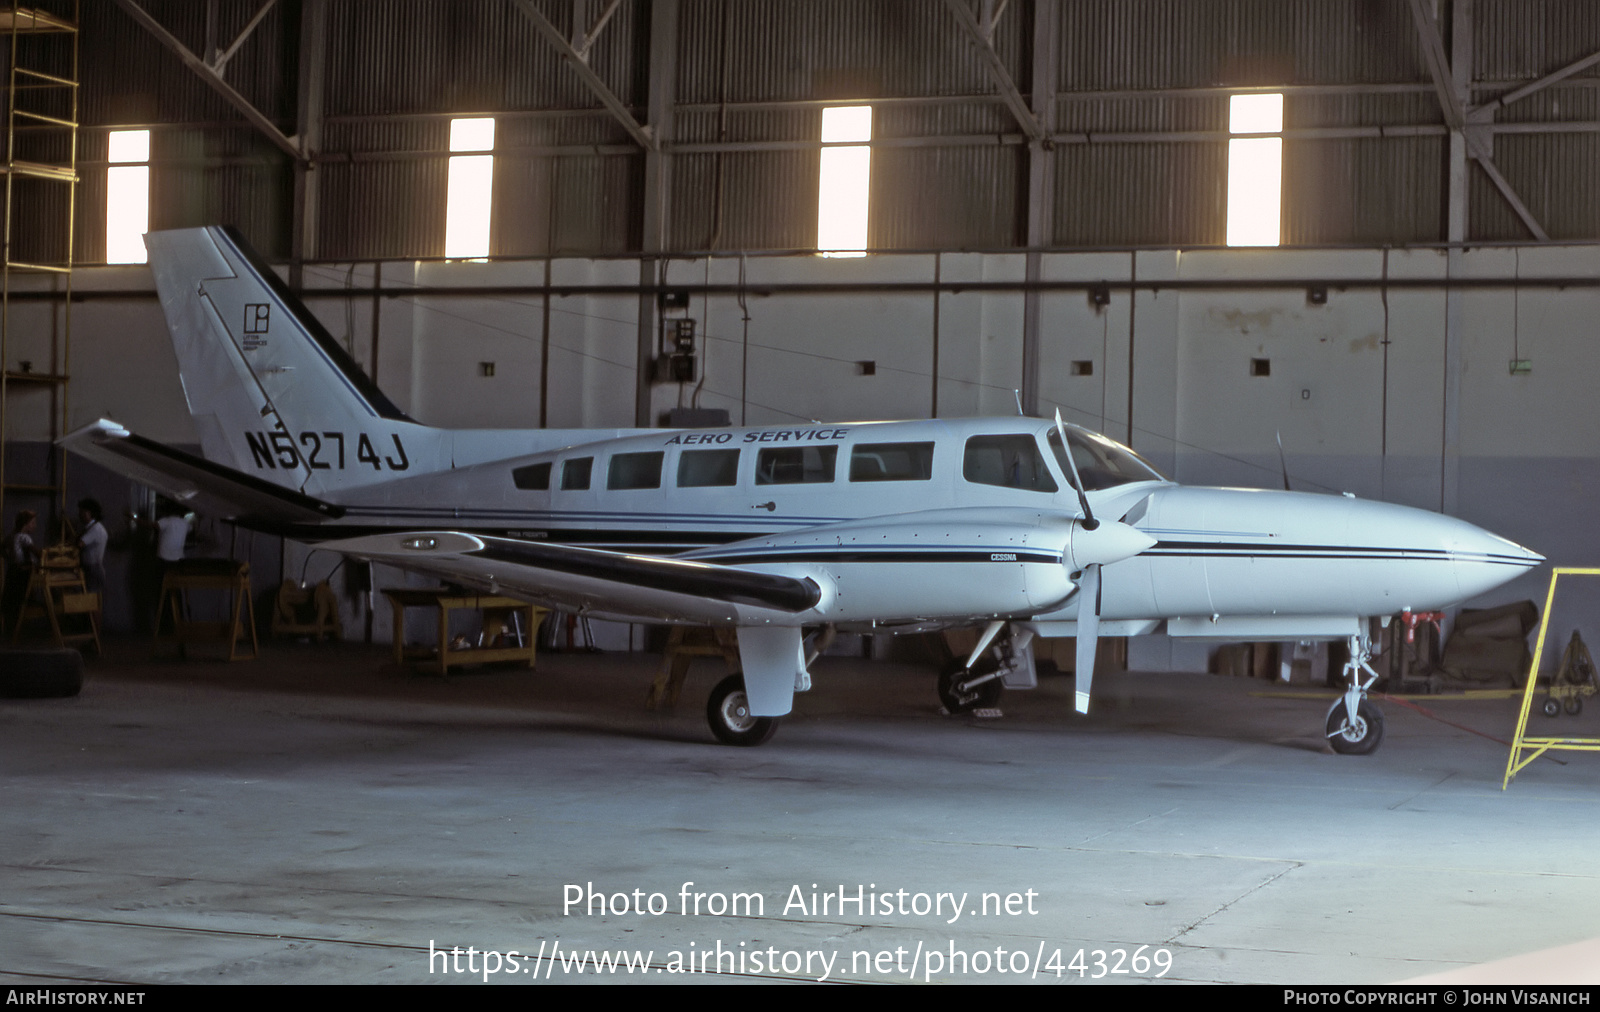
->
962, 435, 1058, 493
608, 451, 664, 490
755, 446, 837, 485
678, 449, 740, 488
511, 462, 551, 490
560, 457, 593, 490
849, 442, 934, 482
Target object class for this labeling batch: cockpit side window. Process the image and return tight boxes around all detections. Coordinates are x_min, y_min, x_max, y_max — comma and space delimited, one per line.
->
962, 435, 1058, 493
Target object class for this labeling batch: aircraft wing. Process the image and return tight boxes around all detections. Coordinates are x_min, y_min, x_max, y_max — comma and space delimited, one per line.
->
60, 420, 343, 527
322, 530, 824, 626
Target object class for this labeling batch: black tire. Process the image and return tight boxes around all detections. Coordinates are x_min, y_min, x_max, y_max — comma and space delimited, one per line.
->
1566, 696, 1583, 717
0, 647, 83, 699
938, 661, 1004, 714
1325, 698, 1384, 755
706, 673, 779, 747
1543, 698, 1562, 718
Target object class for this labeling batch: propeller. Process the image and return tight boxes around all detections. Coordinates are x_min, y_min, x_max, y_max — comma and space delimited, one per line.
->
1276, 430, 1292, 492
1054, 411, 1154, 713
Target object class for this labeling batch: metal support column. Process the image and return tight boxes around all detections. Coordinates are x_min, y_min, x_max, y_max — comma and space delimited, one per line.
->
635, 0, 677, 427
290, 0, 326, 286
1020, 0, 1058, 418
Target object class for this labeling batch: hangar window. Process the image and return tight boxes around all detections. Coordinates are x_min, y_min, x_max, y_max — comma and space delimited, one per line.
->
106, 129, 150, 264
608, 451, 664, 490
678, 449, 740, 488
756, 446, 837, 485
445, 117, 495, 259
560, 457, 592, 491
963, 435, 1058, 493
849, 442, 934, 482
1226, 94, 1283, 247
511, 461, 551, 490
817, 106, 871, 257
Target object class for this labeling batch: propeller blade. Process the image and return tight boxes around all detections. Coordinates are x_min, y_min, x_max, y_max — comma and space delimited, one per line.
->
1074, 563, 1101, 714
1054, 409, 1098, 530
1276, 430, 1292, 492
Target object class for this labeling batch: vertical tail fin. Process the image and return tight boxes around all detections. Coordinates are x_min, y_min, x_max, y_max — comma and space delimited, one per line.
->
145, 227, 435, 495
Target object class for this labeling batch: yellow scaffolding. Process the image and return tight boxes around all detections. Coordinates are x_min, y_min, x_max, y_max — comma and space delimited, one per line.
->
0, 1, 78, 535
1502, 567, 1600, 788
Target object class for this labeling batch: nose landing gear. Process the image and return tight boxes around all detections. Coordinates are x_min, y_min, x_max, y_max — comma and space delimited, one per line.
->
1326, 632, 1386, 755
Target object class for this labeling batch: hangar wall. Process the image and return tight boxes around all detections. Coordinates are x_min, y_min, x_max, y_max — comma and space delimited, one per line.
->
16, 239, 1594, 655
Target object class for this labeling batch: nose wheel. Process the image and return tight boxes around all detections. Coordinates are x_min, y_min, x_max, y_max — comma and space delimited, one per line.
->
1325, 697, 1385, 755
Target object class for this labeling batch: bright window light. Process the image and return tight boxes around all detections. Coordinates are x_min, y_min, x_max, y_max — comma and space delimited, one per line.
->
445, 117, 495, 258
1226, 94, 1283, 247
106, 129, 150, 264
817, 106, 871, 257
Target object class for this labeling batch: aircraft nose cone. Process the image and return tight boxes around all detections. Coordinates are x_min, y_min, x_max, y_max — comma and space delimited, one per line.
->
1444, 521, 1543, 599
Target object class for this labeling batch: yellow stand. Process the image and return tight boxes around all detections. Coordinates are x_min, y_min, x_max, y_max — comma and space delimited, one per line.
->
13, 561, 100, 654
154, 560, 258, 661
645, 626, 740, 709
383, 588, 543, 675
1503, 568, 1600, 788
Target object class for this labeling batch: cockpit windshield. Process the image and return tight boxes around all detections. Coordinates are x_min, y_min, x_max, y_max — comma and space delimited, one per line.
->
1046, 425, 1167, 490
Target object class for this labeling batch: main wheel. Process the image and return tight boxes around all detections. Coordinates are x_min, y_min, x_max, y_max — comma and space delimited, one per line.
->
1325, 698, 1385, 755
706, 673, 779, 747
937, 661, 1003, 714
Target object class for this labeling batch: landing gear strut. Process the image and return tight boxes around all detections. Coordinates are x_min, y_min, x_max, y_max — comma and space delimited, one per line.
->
937, 621, 1033, 714
1325, 631, 1385, 755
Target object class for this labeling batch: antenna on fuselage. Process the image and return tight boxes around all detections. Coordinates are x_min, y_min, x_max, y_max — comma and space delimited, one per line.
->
1013, 390, 1024, 417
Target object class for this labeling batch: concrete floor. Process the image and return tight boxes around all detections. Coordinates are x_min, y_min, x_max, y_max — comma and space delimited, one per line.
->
3, 639, 1599, 985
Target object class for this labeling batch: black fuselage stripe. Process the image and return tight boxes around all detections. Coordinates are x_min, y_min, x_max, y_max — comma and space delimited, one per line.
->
699, 550, 1063, 565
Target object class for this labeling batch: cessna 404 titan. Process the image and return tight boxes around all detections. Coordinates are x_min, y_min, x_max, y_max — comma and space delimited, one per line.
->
63, 227, 1543, 750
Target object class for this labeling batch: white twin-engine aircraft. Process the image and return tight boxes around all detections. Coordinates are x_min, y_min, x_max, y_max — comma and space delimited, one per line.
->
64, 227, 1542, 751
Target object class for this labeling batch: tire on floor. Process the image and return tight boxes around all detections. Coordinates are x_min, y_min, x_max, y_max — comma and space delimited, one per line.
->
0, 647, 84, 699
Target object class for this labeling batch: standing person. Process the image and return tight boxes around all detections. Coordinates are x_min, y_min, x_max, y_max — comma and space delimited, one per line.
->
3, 509, 39, 634
150, 500, 191, 633
77, 498, 107, 596
154, 499, 190, 569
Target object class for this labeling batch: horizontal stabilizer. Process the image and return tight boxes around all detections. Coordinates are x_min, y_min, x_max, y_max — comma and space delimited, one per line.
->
322, 531, 824, 626
60, 420, 343, 527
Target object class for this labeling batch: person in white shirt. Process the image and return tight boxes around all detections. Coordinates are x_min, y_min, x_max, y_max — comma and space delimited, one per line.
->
77, 498, 107, 595
155, 502, 190, 564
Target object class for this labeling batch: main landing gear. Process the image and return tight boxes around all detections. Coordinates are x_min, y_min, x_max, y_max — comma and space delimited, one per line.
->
706, 673, 779, 747
1325, 632, 1386, 755
937, 621, 1033, 715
